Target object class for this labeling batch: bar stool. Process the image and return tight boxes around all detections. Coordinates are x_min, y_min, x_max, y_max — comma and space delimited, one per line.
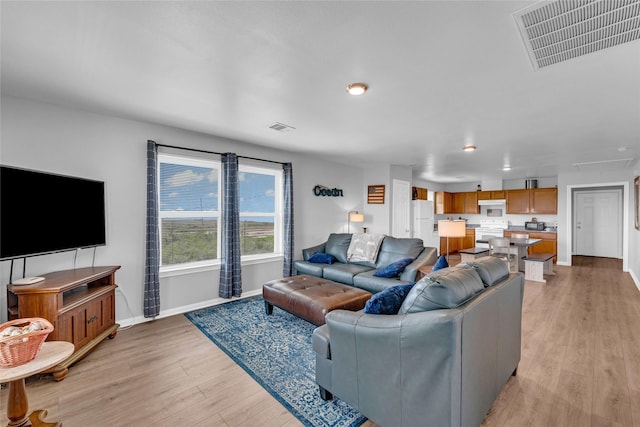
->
489, 237, 518, 272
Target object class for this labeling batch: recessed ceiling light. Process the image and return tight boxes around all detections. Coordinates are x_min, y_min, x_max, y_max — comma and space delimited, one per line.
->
503, 166, 512, 171
346, 83, 368, 95
462, 145, 477, 152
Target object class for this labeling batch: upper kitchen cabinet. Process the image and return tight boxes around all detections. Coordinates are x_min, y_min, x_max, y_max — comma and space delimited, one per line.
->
463, 192, 479, 214
506, 189, 530, 214
452, 192, 465, 213
477, 190, 506, 200
436, 191, 479, 214
435, 191, 452, 214
530, 188, 557, 214
506, 188, 557, 214
412, 186, 428, 200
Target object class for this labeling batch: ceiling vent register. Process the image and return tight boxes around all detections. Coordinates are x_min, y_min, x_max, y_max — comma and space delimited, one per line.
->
268, 122, 296, 132
513, 0, 640, 69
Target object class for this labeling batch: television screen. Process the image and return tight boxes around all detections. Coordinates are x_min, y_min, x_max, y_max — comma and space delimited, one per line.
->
0, 165, 106, 260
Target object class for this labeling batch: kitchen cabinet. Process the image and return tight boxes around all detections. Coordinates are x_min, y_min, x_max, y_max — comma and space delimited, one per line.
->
440, 236, 459, 256
439, 191, 478, 214
463, 192, 479, 214
530, 188, 557, 214
463, 228, 476, 249
528, 232, 557, 263
452, 192, 465, 213
435, 191, 452, 214
506, 189, 530, 214
477, 190, 506, 200
506, 188, 557, 214
412, 186, 428, 200
440, 228, 475, 255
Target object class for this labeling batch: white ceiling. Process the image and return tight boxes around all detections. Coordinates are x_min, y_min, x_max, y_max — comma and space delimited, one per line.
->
2, 1, 639, 183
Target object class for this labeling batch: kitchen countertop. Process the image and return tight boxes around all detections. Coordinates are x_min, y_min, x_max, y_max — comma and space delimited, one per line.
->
508, 226, 557, 233
433, 224, 557, 233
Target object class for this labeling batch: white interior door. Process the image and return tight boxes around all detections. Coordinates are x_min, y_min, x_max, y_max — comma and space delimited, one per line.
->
575, 190, 621, 257
392, 179, 411, 238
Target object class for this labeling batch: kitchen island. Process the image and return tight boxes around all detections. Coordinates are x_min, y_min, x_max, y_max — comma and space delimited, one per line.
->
476, 238, 542, 272
505, 230, 557, 263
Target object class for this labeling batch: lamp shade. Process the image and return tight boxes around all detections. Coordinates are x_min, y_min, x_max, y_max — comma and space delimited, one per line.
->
349, 212, 364, 223
438, 220, 466, 238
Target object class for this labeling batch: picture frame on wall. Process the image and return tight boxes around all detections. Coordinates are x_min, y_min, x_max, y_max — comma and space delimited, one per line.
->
368, 185, 385, 204
635, 176, 640, 231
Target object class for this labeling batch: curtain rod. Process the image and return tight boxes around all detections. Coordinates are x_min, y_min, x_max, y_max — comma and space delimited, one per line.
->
152, 141, 287, 166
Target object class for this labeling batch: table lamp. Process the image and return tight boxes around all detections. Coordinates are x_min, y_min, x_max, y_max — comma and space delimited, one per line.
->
348, 211, 364, 233
438, 219, 466, 263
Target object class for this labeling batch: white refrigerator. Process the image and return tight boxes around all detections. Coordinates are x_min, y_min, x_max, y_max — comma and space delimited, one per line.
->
412, 200, 439, 251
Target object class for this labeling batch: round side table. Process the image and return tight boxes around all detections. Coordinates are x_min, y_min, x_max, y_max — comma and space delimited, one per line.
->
0, 341, 74, 427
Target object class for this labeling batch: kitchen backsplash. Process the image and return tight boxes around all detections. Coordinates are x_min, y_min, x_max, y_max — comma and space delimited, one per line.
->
434, 212, 558, 229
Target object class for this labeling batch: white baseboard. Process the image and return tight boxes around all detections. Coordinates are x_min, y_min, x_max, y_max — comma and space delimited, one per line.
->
630, 268, 640, 293
116, 288, 263, 329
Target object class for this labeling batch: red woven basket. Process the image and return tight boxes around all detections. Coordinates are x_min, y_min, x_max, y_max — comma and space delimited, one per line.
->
0, 317, 54, 368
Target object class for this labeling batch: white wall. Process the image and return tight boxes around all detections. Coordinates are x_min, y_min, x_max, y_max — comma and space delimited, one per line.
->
631, 159, 640, 288
411, 179, 445, 196
362, 164, 391, 235
0, 95, 364, 324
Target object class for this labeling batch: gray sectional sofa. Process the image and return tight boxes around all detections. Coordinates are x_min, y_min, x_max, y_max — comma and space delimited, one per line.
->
293, 233, 438, 293
312, 256, 525, 427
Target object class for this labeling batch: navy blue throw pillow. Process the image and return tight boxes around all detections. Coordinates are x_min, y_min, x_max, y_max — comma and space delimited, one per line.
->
432, 255, 449, 271
308, 252, 335, 264
373, 257, 414, 278
364, 283, 416, 315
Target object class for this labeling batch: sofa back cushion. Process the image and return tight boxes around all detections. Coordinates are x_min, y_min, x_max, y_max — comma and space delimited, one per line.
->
325, 233, 352, 264
398, 265, 485, 314
375, 237, 424, 268
464, 256, 510, 287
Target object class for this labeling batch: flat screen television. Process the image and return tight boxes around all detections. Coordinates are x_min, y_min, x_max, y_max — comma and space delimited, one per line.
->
0, 165, 106, 260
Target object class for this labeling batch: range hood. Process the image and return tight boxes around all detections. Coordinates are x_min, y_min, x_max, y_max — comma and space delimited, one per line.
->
478, 199, 506, 206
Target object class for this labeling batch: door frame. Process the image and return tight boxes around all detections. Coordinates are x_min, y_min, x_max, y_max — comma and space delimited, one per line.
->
566, 182, 629, 271
392, 179, 411, 238
573, 188, 622, 258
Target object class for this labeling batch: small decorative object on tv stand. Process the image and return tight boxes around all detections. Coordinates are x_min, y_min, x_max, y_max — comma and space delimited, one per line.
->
6, 265, 121, 381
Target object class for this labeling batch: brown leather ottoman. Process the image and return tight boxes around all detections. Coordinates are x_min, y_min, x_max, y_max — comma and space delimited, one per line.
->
262, 275, 372, 326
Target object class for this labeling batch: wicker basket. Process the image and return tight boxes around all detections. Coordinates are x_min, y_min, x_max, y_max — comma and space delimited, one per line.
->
0, 317, 54, 368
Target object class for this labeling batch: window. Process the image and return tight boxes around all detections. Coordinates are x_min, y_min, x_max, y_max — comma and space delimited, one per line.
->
238, 163, 282, 257
158, 152, 283, 270
159, 153, 220, 268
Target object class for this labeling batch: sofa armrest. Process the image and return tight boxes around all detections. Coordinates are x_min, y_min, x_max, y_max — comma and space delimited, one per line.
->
302, 242, 327, 261
400, 246, 438, 282
312, 324, 331, 359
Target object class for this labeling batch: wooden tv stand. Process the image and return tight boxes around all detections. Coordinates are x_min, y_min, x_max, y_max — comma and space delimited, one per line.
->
6, 266, 120, 381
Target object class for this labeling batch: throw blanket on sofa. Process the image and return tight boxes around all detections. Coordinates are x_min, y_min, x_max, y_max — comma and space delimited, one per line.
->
347, 233, 385, 263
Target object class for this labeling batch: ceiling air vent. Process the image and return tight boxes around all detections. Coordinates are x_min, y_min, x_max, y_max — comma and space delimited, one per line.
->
513, 0, 640, 69
268, 122, 296, 132
572, 158, 635, 171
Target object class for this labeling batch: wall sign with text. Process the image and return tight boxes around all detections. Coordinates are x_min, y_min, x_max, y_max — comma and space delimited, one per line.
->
313, 185, 344, 197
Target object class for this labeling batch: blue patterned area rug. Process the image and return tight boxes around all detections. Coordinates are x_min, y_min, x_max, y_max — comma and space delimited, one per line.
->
184, 296, 366, 427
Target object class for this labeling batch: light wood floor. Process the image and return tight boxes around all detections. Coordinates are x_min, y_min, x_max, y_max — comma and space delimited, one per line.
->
1, 256, 639, 427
